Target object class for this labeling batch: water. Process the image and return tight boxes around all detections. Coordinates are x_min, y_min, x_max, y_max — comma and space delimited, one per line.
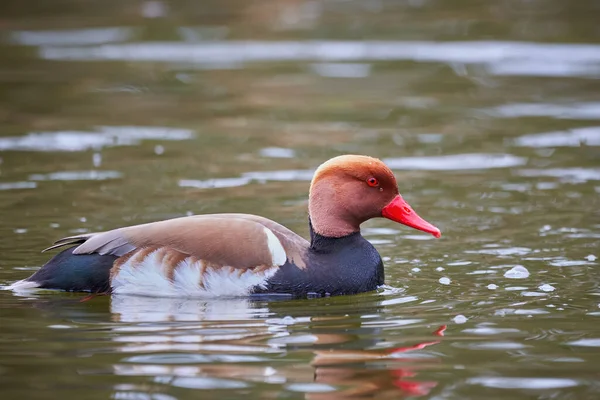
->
1, 1, 599, 398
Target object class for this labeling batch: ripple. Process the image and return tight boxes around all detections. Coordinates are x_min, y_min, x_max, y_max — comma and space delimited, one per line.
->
521, 291, 547, 297
516, 168, 600, 183
309, 62, 371, 78
566, 338, 600, 347
179, 177, 251, 189
39, 40, 600, 78
468, 377, 579, 389
401, 234, 436, 241
505, 286, 529, 291
458, 341, 528, 350
179, 169, 315, 189
29, 170, 122, 181
514, 309, 550, 315
113, 391, 176, 400
124, 354, 265, 364
242, 169, 314, 182
179, 154, 529, 190
549, 259, 595, 267
0, 181, 37, 190
466, 270, 497, 275
0, 126, 194, 152
514, 126, 600, 147
269, 334, 318, 345
167, 377, 248, 390
110, 295, 270, 322
486, 102, 600, 120
258, 147, 296, 158
384, 153, 526, 170
466, 247, 531, 256
447, 261, 472, 266
363, 227, 400, 235
379, 297, 420, 307
286, 383, 337, 393
10, 27, 134, 46
463, 327, 521, 335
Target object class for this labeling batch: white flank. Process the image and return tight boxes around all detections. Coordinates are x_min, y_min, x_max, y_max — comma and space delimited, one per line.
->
111, 249, 278, 298
4, 279, 40, 291
263, 227, 287, 266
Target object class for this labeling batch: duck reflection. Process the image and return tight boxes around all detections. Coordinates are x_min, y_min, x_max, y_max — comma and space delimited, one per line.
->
110, 295, 444, 398
110, 294, 273, 322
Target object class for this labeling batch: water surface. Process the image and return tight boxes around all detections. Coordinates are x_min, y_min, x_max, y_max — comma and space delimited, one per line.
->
1, 1, 599, 399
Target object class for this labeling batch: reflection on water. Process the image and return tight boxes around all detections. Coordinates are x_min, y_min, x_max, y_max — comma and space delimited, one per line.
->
111, 295, 271, 322
108, 294, 445, 398
1, 0, 600, 399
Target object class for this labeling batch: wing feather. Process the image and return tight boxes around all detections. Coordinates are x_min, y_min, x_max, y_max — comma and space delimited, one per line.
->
43, 214, 308, 269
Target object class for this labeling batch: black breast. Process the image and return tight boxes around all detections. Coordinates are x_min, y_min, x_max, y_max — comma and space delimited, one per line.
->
257, 229, 384, 297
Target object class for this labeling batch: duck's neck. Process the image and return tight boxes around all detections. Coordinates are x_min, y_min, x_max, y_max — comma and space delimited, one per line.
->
308, 179, 361, 238
308, 218, 362, 252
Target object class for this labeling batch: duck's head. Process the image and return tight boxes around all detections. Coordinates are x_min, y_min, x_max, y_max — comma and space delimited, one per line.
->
308, 155, 441, 238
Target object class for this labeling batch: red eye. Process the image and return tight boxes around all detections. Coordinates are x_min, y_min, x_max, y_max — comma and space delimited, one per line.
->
367, 177, 379, 187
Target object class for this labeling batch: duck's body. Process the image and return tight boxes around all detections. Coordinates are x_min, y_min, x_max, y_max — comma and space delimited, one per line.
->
9, 155, 440, 298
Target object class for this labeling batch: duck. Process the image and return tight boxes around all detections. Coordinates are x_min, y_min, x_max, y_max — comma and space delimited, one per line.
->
9, 155, 440, 298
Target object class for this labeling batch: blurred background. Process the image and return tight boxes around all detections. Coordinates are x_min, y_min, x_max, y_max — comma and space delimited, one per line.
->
0, 1, 599, 399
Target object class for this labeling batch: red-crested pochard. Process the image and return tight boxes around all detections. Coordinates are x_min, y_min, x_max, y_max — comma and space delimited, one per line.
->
9, 155, 440, 297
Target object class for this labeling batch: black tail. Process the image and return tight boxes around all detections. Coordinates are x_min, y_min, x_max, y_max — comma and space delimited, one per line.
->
26, 247, 117, 293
